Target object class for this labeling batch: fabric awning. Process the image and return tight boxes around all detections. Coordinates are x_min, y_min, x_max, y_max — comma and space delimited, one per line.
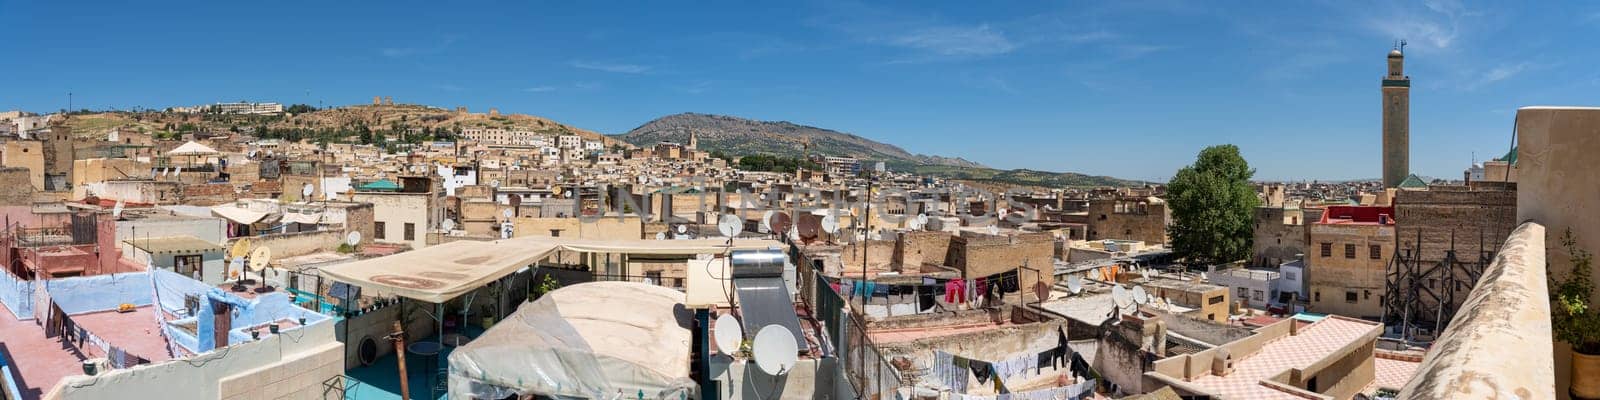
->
318, 236, 783, 303
447, 282, 695, 399
167, 141, 218, 156
282, 212, 323, 225
211, 206, 269, 225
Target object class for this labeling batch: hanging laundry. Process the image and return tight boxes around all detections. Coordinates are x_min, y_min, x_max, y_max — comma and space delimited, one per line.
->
918, 286, 937, 312
970, 360, 993, 384
1000, 271, 1020, 293
991, 364, 1009, 394
945, 279, 966, 303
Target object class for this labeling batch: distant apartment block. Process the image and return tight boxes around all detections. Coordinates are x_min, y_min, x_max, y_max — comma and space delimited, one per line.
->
461, 128, 551, 146
170, 102, 284, 115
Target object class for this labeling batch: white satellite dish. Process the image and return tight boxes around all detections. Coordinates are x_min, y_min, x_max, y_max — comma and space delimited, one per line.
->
345, 231, 362, 246
1132, 286, 1149, 305
160, 168, 169, 177
655, 232, 667, 240
676, 224, 688, 234
713, 314, 743, 355
820, 215, 839, 234
751, 325, 799, 375
442, 219, 457, 231
1066, 275, 1083, 295
491, 179, 501, 188
760, 210, 776, 234
916, 213, 929, 226
111, 200, 125, 218
563, 190, 572, 198
502, 209, 514, 219
1142, 268, 1152, 280
248, 246, 272, 272
1200, 272, 1208, 281
986, 225, 1000, 235
1112, 284, 1131, 309
174, 167, 182, 176
788, 225, 799, 241
718, 214, 743, 238
300, 183, 313, 198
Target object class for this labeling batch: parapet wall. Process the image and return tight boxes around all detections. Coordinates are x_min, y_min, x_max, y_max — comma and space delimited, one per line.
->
1396, 221, 1551, 399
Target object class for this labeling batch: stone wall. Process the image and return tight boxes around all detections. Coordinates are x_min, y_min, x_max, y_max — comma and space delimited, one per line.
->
0, 167, 35, 206
841, 239, 897, 274
1394, 186, 1517, 263
948, 232, 1056, 299
1085, 198, 1170, 245
895, 231, 951, 268
1251, 206, 1320, 268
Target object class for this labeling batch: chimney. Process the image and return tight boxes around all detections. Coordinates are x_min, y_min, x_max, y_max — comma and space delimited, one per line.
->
212, 299, 233, 348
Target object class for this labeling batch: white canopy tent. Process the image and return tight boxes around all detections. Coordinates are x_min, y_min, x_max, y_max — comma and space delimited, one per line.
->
167, 140, 219, 156
446, 281, 696, 399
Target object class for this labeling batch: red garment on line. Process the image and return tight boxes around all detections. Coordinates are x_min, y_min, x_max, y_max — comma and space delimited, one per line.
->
945, 279, 966, 303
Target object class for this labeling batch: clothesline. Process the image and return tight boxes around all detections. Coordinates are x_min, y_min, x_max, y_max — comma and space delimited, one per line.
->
947, 379, 1097, 400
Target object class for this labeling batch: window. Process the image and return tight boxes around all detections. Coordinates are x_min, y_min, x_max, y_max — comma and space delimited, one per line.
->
1320, 243, 1332, 257
1238, 287, 1249, 298
1207, 313, 1216, 321
175, 254, 203, 280
1285, 271, 1297, 281
1315, 291, 1321, 302
1346, 291, 1358, 303
1344, 244, 1356, 259
550, 229, 562, 237
375, 222, 386, 239
1370, 244, 1382, 259
1307, 377, 1318, 392
1208, 295, 1224, 305
1253, 290, 1264, 301
404, 223, 415, 241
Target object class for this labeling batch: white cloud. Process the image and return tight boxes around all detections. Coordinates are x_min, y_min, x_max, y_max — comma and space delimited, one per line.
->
569, 60, 652, 74
889, 24, 1017, 57
524, 86, 556, 93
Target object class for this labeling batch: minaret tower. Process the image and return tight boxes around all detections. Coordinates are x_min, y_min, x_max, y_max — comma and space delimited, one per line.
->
1382, 41, 1411, 188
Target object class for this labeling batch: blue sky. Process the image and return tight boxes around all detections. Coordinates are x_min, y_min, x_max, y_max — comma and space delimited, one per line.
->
3, 0, 1598, 181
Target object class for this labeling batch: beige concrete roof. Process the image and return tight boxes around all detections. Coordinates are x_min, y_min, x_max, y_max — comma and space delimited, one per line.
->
124, 235, 223, 254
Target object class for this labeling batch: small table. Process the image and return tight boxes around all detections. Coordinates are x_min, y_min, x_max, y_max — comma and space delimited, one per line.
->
407, 341, 445, 398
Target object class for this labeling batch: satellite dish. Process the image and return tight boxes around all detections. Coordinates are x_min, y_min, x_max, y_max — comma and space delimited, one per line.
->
442, 219, 457, 231
229, 238, 252, 260
1112, 284, 1130, 306
1142, 268, 1152, 280
111, 200, 125, 218
718, 214, 743, 238
820, 215, 839, 234
159, 168, 169, 177
345, 231, 362, 246
788, 225, 800, 242
713, 314, 743, 355
676, 224, 688, 234
563, 190, 572, 198
491, 179, 501, 188
1200, 272, 1208, 281
986, 225, 1000, 235
760, 210, 776, 234
174, 167, 183, 176
301, 183, 314, 198
655, 232, 667, 240
502, 209, 514, 219
248, 246, 272, 272
1133, 286, 1149, 305
752, 325, 799, 375
1066, 275, 1083, 295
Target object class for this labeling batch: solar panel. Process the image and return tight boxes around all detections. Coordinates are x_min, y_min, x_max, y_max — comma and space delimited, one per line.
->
730, 249, 806, 352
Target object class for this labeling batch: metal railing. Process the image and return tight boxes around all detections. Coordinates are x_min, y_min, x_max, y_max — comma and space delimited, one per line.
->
810, 269, 904, 400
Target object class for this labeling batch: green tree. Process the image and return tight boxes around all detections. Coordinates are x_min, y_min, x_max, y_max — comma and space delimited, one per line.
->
1166, 144, 1260, 265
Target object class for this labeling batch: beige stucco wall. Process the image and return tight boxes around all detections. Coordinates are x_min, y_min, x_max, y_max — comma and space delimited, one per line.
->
47, 320, 343, 400
1307, 223, 1394, 319
1513, 106, 1598, 399
351, 192, 436, 249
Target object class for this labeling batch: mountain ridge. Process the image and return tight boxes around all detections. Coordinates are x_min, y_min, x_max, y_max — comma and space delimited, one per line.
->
614, 112, 1144, 188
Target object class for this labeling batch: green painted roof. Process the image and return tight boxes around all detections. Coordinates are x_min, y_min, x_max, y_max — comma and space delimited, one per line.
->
358, 179, 401, 191
1398, 173, 1429, 189
1496, 147, 1517, 164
